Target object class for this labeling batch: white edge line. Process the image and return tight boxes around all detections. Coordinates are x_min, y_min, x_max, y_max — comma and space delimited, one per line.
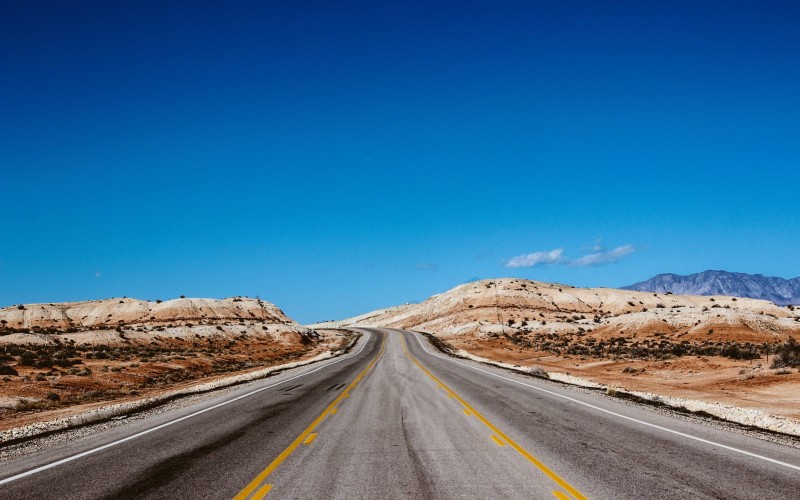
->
0, 332, 373, 485
405, 329, 800, 472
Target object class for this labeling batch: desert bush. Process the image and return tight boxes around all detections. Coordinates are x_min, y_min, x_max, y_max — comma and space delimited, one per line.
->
34, 356, 54, 368
527, 366, 549, 378
721, 342, 760, 360
15, 399, 49, 411
18, 351, 36, 366
771, 338, 800, 368
0, 363, 18, 376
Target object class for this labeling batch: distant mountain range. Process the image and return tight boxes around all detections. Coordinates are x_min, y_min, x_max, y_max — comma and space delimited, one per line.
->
623, 270, 800, 306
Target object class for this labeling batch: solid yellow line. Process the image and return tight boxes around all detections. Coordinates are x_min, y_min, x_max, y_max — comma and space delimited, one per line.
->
250, 484, 272, 500
303, 433, 318, 445
463, 408, 472, 416
491, 435, 506, 446
233, 336, 386, 500
553, 491, 571, 500
329, 407, 338, 415
400, 335, 588, 500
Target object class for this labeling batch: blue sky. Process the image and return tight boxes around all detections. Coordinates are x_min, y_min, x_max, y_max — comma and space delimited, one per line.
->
2, 1, 799, 323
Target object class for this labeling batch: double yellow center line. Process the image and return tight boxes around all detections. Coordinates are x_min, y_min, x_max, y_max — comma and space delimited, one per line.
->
233, 336, 386, 500
400, 334, 588, 500
234, 332, 585, 500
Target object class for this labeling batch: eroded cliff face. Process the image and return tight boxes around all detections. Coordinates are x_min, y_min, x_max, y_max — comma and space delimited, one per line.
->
1, 296, 292, 332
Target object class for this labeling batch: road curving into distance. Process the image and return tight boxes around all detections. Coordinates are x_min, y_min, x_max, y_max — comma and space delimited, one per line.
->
0, 328, 798, 499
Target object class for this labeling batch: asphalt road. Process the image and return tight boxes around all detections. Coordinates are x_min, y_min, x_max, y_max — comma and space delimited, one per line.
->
1, 328, 798, 499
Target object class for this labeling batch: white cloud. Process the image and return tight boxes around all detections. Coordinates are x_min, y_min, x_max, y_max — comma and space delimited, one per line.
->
504, 248, 566, 268
580, 239, 606, 253
570, 245, 635, 267
503, 245, 635, 269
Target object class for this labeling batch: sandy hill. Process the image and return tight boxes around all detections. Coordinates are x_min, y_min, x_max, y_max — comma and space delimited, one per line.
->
0, 296, 292, 332
0, 296, 351, 430
319, 278, 800, 344
318, 279, 800, 427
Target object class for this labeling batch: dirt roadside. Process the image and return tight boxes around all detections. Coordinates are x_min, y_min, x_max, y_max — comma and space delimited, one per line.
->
0, 328, 357, 442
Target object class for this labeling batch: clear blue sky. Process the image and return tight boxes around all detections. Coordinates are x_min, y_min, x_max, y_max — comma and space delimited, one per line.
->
2, 1, 799, 323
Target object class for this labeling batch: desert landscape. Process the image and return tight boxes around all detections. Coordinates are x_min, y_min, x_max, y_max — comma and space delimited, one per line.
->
0, 297, 353, 433
5, 281, 799, 437
317, 278, 800, 430
5, 3, 799, 496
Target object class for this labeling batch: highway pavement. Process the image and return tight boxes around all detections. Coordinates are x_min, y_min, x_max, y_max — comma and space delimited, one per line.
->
0, 328, 798, 499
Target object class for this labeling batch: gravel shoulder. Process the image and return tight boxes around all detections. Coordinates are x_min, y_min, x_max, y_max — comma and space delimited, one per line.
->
417, 331, 800, 445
